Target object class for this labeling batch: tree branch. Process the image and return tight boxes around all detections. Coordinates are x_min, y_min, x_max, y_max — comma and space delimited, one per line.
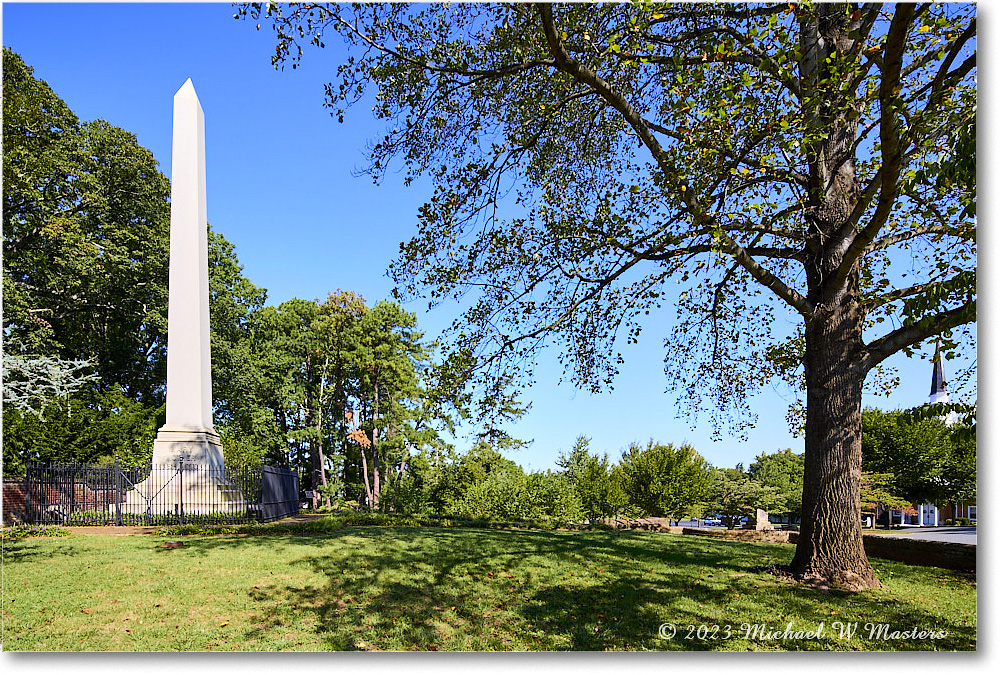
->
538, 3, 811, 318
863, 277, 967, 312
864, 300, 975, 370
832, 3, 916, 291
869, 224, 970, 252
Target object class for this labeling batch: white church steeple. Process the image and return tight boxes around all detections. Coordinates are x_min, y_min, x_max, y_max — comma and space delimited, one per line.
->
929, 341, 949, 405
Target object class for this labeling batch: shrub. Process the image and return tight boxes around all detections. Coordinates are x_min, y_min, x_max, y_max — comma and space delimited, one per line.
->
449, 470, 583, 523
1, 524, 71, 539
524, 471, 584, 522
452, 470, 528, 521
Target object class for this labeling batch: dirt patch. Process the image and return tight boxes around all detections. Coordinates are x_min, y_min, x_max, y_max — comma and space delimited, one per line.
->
750, 563, 796, 580
67, 525, 159, 536
63, 513, 328, 537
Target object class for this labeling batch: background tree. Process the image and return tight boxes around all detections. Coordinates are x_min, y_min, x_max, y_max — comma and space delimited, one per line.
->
747, 448, 805, 521
1, 389, 161, 474
208, 227, 276, 466
556, 435, 594, 487
618, 441, 712, 524
859, 471, 914, 528
1, 356, 97, 420
557, 435, 626, 520
311, 291, 369, 502
244, 2, 975, 590
433, 440, 523, 512
708, 466, 785, 529
4, 48, 170, 403
861, 407, 976, 508
350, 301, 429, 509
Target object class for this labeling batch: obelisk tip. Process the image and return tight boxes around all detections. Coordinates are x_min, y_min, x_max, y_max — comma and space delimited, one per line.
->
175, 78, 198, 99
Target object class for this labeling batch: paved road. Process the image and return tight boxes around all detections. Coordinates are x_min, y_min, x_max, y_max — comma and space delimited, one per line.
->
866, 526, 977, 545
674, 522, 977, 546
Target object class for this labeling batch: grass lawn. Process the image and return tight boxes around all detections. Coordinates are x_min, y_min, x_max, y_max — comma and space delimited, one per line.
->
1, 521, 976, 651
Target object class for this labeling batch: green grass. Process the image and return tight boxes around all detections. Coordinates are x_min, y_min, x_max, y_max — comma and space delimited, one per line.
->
2, 522, 975, 651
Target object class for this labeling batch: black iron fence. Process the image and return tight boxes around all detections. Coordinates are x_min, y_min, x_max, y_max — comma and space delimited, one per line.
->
21, 459, 298, 526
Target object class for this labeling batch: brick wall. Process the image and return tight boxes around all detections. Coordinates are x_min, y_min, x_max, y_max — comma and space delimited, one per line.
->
2, 479, 121, 525
2, 480, 27, 525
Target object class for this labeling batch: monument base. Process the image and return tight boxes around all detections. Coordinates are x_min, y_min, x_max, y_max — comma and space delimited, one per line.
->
119, 426, 247, 516
152, 426, 225, 469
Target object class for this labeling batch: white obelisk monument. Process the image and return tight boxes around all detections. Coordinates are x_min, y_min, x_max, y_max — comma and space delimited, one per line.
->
123, 80, 243, 515
151, 79, 224, 468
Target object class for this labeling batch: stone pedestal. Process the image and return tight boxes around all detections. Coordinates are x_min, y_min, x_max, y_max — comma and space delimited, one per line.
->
120, 464, 247, 516
152, 428, 224, 469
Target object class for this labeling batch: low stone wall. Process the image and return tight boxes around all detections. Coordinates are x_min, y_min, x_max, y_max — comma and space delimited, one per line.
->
682, 528, 975, 571
596, 517, 684, 533
682, 527, 793, 543
785, 531, 975, 572
861, 534, 976, 572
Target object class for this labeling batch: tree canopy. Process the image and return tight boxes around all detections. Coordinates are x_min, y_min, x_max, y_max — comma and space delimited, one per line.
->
618, 440, 712, 523
708, 466, 784, 529
748, 448, 805, 518
3, 48, 171, 403
243, 2, 976, 590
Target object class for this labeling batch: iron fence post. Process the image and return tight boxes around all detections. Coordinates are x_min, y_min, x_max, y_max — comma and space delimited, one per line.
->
25, 462, 33, 524
144, 463, 151, 527
114, 455, 123, 527
179, 460, 184, 526
70, 463, 76, 519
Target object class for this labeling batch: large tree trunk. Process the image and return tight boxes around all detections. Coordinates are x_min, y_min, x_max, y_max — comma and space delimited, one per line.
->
790, 302, 879, 590
786, 5, 880, 592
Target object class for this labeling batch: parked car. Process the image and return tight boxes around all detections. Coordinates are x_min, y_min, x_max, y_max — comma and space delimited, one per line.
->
702, 518, 723, 527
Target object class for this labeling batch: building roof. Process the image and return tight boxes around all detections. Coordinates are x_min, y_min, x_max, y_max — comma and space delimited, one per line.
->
930, 342, 947, 397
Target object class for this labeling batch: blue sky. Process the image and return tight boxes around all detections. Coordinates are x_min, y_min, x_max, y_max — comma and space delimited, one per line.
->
1, 2, 979, 473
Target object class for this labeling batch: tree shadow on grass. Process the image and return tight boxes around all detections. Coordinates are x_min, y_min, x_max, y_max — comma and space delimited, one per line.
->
2, 538, 86, 565
237, 527, 608, 650
216, 528, 784, 650
141, 527, 976, 651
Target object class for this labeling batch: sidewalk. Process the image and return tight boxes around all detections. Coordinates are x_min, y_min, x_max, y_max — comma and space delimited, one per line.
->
865, 526, 977, 545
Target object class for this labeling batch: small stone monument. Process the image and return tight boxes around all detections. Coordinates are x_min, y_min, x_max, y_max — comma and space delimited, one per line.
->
748, 508, 774, 531
122, 80, 244, 515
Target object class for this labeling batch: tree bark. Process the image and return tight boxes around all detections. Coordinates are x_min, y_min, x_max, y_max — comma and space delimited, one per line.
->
304, 354, 323, 509
790, 301, 879, 590
370, 378, 381, 510
359, 439, 373, 508
356, 403, 375, 509
315, 355, 330, 507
